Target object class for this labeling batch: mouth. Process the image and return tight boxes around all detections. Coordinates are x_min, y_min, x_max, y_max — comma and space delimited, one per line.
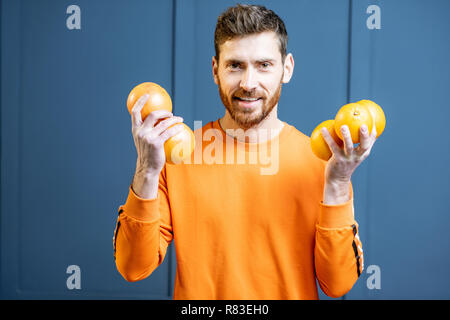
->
233, 96, 262, 108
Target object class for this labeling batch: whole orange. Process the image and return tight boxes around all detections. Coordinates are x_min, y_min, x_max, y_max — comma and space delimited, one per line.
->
310, 119, 344, 161
164, 123, 196, 164
126, 82, 172, 121
357, 100, 386, 138
334, 103, 373, 144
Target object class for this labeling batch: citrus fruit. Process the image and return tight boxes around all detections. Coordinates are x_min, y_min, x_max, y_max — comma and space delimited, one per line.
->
311, 119, 344, 161
334, 103, 373, 144
357, 99, 385, 138
126, 82, 194, 164
127, 82, 172, 121
164, 123, 195, 164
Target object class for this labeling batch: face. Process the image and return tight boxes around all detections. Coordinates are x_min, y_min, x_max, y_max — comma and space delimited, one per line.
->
213, 31, 293, 129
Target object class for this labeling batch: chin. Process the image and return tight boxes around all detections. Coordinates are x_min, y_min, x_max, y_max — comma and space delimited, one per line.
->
232, 111, 267, 129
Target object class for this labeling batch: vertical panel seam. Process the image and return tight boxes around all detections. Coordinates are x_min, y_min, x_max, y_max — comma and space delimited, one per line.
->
17, 0, 24, 296
346, 0, 353, 104
342, 0, 353, 301
0, 0, 3, 295
167, 0, 177, 300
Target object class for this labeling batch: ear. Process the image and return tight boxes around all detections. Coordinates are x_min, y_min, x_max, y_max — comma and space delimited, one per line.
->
282, 53, 294, 84
212, 56, 219, 85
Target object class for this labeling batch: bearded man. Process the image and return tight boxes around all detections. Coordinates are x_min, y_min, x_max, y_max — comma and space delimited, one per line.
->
113, 4, 375, 300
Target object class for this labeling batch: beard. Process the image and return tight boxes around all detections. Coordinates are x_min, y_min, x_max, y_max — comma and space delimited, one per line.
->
217, 75, 283, 130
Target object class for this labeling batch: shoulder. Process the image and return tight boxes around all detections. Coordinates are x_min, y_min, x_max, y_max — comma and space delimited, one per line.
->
193, 120, 214, 136
285, 122, 310, 141
281, 121, 312, 149
282, 121, 327, 170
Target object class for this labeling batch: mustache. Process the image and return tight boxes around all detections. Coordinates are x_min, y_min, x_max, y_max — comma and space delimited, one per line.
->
232, 90, 265, 99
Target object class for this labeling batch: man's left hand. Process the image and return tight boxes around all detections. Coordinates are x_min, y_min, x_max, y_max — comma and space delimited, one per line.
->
320, 123, 377, 204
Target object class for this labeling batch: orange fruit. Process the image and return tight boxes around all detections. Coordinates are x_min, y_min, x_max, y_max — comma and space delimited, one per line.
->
126, 82, 172, 121
126, 82, 194, 164
334, 103, 373, 144
164, 123, 195, 164
357, 99, 386, 138
310, 119, 344, 161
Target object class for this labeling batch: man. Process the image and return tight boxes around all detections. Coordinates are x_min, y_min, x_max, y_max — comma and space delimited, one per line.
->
114, 4, 375, 300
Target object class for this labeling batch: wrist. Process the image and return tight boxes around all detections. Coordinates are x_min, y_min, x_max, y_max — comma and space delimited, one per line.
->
133, 170, 159, 187
135, 169, 159, 180
132, 168, 160, 200
323, 179, 351, 205
135, 162, 160, 179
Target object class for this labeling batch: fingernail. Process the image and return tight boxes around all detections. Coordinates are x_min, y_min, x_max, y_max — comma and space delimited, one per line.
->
361, 125, 367, 132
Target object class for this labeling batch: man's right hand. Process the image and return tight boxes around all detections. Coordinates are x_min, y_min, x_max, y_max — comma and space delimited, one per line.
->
130, 94, 184, 198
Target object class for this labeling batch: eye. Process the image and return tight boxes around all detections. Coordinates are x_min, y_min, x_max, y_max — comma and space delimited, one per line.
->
229, 62, 241, 70
259, 61, 272, 69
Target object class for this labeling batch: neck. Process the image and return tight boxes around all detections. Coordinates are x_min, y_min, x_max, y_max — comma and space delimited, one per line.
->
219, 105, 285, 143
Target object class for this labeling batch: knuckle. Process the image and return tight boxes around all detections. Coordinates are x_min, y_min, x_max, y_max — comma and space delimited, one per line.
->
167, 127, 178, 136
136, 129, 154, 141
171, 117, 184, 126
161, 117, 177, 126
167, 125, 182, 136
147, 112, 157, 120
153, 109, 172, 117
144, 136, 157, 146
136, 131, 146, 140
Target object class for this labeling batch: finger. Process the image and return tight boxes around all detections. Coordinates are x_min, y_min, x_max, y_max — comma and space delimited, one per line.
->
131, 94, 150, 128
339, 125, 354, 156
152, 116, 184, 136
371, 122, 378, 139
142, 110, 174, 129
320, 127, 341, 155
159, 123, 185, 143
358, 124, 372, 153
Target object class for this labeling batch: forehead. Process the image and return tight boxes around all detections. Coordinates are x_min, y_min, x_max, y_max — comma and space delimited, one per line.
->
219, 31, 282, 62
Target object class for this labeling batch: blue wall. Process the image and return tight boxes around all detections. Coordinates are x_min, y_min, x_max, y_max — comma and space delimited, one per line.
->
1, 0, 449, 299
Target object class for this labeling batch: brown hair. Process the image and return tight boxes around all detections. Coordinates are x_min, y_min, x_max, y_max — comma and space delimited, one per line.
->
214, 4, 288, 62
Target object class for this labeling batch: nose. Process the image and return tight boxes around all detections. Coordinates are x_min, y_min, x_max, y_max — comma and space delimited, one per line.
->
240, 67, 258, 92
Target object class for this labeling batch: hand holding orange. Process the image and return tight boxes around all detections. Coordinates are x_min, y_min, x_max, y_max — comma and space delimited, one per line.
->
127, 82, 195, 164
310, 99, 386, 161
334, 102, 374, 143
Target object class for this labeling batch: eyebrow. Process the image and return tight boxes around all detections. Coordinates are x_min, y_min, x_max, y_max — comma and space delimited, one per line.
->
224, 58, 276, 65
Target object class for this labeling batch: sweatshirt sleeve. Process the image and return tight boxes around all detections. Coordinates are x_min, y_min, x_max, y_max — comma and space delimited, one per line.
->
113, 167, 173, 282
314, 182, 364, 298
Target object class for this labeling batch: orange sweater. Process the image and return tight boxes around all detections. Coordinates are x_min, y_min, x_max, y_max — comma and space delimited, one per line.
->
113, 120, 364, 299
